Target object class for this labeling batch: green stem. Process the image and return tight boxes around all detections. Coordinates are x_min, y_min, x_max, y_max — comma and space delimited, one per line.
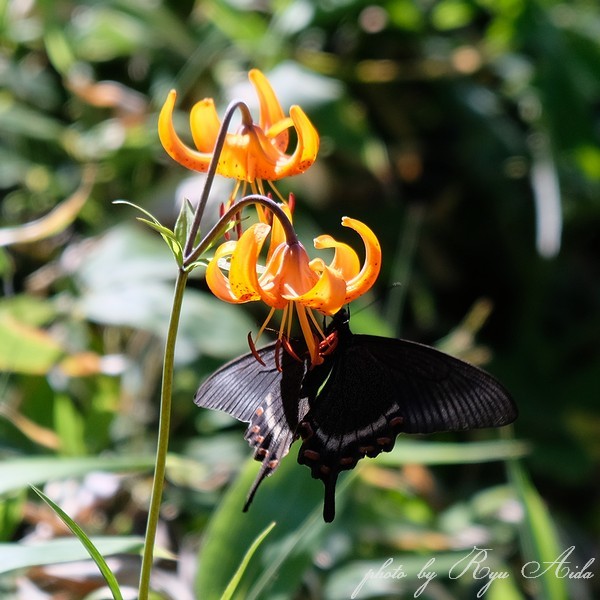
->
184, 193, 297, 268
183, 101, 255, 258
138, 267, 189, 600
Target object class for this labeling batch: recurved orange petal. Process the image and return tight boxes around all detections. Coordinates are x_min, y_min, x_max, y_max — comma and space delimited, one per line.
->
289, 264, 348, 316
190, 98, 221, 152
314, 235, 361, 281
275, 105, 320, 178
158, 90, 212, 172
249, 69, 288, 152
341, 216, 382, 302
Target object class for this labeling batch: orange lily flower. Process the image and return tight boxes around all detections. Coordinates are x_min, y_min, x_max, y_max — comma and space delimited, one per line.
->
158, 69, 320, 184
205, 216, 381, 366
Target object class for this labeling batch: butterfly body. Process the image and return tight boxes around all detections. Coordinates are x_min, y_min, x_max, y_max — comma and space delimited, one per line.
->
195, 310, 517, 522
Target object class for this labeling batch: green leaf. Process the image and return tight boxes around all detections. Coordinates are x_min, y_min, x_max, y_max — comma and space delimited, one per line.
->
0, 455, 154, 496
136, 218, 183, 264
113, 199, 183, 264
0, 314, 63, 374
508, 460, 569, 600
375, 437, 529, 466
54, 393, 87, 457
0, 536, 144, 575
173, 198, 196, 249
135, 218, 178, 243
113, 200, 163, 225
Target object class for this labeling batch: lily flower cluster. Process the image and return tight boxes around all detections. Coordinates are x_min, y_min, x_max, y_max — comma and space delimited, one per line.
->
159, 69, 319, 197
159, 69, 381, 366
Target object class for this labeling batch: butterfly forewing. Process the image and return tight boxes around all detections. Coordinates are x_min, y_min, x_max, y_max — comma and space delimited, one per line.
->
358, 335, 517, 432
195, 344, 280, 421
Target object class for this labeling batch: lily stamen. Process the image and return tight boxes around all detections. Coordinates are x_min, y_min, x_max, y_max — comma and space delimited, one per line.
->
247, 332, 266, 366
280, 335, 303, 364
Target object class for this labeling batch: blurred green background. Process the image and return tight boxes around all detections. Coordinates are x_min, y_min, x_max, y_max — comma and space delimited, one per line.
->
0, 0, 598, 598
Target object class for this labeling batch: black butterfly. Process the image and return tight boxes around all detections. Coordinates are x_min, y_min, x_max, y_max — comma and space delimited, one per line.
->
194, 310, 517, 522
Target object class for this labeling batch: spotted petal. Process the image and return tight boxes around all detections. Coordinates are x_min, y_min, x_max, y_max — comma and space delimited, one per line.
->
228, 223, 271, 301
205, 240, 241, 303
205, 224, 271, 303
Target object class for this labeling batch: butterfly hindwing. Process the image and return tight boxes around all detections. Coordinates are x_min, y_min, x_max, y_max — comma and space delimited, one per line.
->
297, 338, 409, 521
194, 342, 309, 510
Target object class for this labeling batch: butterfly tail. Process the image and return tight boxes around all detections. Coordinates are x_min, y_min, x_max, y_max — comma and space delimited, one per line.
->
243, 465, 270, 513
242, 427, 297, 513
322, 471, 339, 523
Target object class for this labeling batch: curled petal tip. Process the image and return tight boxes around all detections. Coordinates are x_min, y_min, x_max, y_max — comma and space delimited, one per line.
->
340, 217, 382, 303
158, 89, 212, 172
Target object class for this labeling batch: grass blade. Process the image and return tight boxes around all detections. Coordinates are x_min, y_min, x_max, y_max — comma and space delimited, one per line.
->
31, 486, 125, 600
221, 522, 276, 600
507, 460, 568, 600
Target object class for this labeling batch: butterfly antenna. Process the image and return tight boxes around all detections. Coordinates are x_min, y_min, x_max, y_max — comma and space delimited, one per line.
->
322, 472, 339, 523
